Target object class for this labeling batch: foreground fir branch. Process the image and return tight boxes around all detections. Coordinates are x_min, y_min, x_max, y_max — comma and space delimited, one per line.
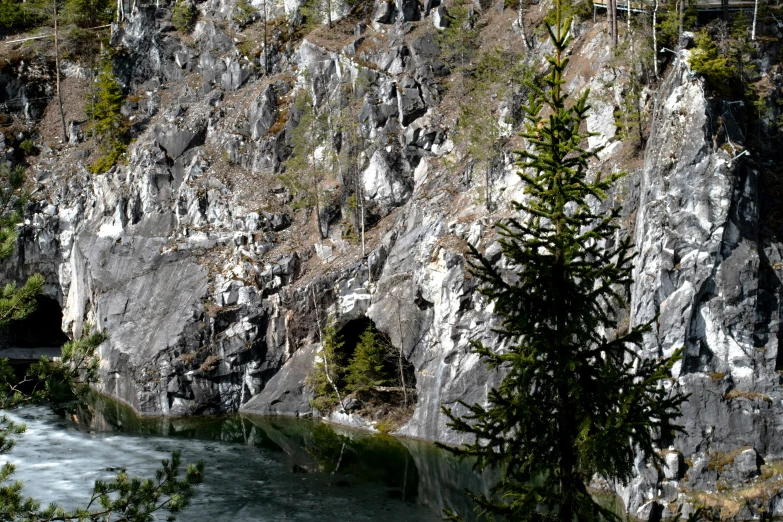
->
439, 2, 686, 521
0, 450, 203, 522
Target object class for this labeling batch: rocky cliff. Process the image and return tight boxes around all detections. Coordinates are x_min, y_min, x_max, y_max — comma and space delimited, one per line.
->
2, 0, 783, 517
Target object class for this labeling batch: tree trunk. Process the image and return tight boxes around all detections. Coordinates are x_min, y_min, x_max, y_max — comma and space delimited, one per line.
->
314, 192, 325, 239
678, 0, 683, 38
653, 0, 659, 78
327, 0, 332, 27
310, 115, 326, 240
394, 298, 408, 409
557, 378, 576, 522
263, 0, 269, 73
53, 0, 67, 144
485, 166, 491, 213
517, 0, 531, 49
353, 139, 366, 258
626, 0, 630, 34
752, 0, 758, 40
312, 287, 345, 413
608, 0, 617, 46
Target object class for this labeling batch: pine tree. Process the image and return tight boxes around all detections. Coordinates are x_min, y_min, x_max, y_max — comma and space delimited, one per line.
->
440, 3, 685, 520
455, 49, 525, 214
0, 164, 44, 330
436, 0, 481, 87
171, 0, 197, 33
87, 57, 128, 173
689, 30, 732, 93
614, 69, 646, 152
281, 88, 335, 240
0, 164, 28, 262
346, 327, 389, 393
306, 324, 346, 412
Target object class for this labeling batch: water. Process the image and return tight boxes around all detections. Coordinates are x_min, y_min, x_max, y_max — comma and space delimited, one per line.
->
0, 396, 490, 521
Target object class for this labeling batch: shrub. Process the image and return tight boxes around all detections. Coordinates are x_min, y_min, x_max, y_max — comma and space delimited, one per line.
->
18, 139, 36, 156
171, 0, 197, 33
376, 419, 394, 434
689, 30, 731, 90
233, 0, 256, 28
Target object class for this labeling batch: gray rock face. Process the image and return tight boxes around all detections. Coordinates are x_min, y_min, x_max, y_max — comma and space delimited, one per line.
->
622, 50, 783, 516
432, 4, 448, 29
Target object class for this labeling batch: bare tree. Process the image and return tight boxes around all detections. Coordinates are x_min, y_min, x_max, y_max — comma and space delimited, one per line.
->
516, 0, 532, 49
312, 287, 346, 413
263, 0, 269, 73
53, 0, 67, 143
653, 0, 659, 78
390, 292, 410, 408
752, 0, 759, 40
383, 282, 431, 410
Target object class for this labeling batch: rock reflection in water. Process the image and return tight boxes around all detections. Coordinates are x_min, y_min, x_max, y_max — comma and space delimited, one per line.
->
4, 394, 492, 521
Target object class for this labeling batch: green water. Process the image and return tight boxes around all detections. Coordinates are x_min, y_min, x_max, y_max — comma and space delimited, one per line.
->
2, 394, 491, 521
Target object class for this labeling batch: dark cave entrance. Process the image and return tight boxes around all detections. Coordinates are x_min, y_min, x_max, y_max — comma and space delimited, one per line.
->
337, 317, 418, 411
3, 295, 69, 348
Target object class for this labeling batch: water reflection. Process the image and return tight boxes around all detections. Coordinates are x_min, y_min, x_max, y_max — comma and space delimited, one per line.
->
3, 394, 492, 521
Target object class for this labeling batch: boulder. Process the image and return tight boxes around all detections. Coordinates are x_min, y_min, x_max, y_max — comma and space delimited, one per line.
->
733, 448, 760, 480
433, 4, 448, 29
152, 124, 204, 160
397, 76, 426, 126
250, 86, 278, 140
663, 451, 682, 480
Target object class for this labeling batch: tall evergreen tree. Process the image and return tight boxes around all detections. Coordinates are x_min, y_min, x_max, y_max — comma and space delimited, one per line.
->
440, 3, 685, 520
87, 57, 129, 173
436, 0, 480, 87
345, 327, 389, 393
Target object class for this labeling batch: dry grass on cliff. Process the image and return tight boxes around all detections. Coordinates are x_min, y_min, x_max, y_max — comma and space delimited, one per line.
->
685, 458, 783, 519
39, 76, 89, 144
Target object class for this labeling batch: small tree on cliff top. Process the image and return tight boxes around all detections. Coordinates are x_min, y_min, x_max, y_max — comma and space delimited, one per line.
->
440, 2, 686, 520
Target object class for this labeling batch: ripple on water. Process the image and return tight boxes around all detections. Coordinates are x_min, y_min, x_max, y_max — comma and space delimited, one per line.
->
0, 404, 489, 521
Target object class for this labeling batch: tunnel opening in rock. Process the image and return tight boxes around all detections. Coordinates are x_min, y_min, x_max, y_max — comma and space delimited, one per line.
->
335, 317, 417, 427
4, 296, 69, 348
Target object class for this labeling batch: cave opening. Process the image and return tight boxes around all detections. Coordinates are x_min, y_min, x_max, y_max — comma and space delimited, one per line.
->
336, 317, 417, 414
3, 295, 69, 348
